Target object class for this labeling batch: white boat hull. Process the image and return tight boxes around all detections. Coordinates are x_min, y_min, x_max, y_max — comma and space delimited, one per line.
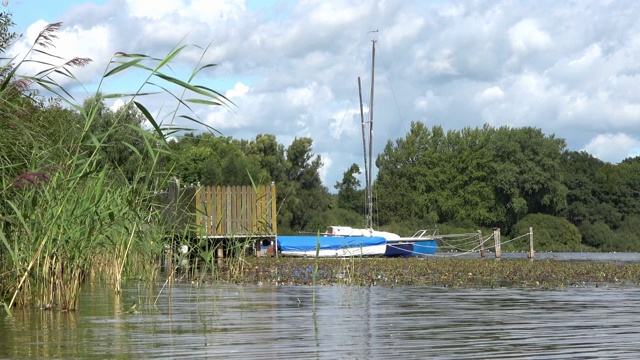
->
280, 244, 388, 257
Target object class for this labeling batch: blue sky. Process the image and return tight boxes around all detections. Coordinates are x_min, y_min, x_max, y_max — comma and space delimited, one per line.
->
8, 0, 105, 32
5, 0, 640, 190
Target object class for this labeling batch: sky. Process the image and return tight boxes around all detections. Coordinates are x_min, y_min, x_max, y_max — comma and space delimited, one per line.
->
5, 0, 640, 191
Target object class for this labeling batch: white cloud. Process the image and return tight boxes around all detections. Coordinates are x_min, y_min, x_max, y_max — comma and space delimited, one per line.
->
110, 99, 126, 112
126, 0, 186, 20
226, 82, 249, 99
475, 86, 505, 104
508, 18, 552, 53
318, 152, 333, 185
8, 0, 640, 188
583, 133, 640, 163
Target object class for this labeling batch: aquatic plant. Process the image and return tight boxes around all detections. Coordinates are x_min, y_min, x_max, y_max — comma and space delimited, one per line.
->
0, 20, 230, 314
239, 257, 640, 288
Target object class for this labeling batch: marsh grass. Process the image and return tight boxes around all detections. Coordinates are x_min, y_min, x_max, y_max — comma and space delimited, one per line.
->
242, 257, 640, 288
0, 22, 231, 314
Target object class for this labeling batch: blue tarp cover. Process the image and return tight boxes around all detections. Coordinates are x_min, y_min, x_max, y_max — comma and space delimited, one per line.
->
277, 235, 386, 252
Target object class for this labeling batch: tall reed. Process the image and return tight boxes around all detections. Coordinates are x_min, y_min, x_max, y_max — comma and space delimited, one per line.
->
0, 20, 230, 314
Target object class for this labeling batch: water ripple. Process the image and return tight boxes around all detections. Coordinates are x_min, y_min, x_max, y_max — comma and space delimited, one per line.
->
2, 285, 640, 359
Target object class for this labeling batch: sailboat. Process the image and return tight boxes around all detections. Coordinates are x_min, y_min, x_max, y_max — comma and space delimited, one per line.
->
277, 39, 439, 257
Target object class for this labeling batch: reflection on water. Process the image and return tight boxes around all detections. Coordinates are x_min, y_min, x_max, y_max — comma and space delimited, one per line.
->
2, 280, 640, 359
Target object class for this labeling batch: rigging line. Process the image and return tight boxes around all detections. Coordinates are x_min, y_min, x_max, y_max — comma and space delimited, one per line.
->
336, 83, 359, 140
379, 52, 408, 135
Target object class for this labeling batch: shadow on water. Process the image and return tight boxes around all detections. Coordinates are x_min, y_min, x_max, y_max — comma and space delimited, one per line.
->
2, 280, 640, 359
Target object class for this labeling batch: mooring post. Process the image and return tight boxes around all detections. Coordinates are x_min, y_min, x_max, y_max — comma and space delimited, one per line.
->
528, 227, 534, 261
216, 246, 225, 266
493, 228, 501, 260
478, 230, 485, 258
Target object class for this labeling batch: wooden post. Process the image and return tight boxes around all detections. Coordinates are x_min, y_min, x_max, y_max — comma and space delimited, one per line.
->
493, 228, 501, 260
478, 230, 485, 258
528, 227, 534, 261
216, 241, 225, 267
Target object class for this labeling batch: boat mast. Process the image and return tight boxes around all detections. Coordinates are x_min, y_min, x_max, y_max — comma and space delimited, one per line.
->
358, 77, 370, 227
367, 39, 376, 230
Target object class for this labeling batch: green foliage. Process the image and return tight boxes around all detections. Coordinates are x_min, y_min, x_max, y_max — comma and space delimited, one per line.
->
375, 123, 568, 233
167, 133, 264, 186
613, 215, 640, 251
0, 12, 19, 53
0, 17, 230, 313
579, 221, 614, 250
437, 218, 485, 237
511, 214, 581, 251
162, 132, 333, 234
334, 163, 365, 214
489, 127, 568, 229
559, 151, 606, 224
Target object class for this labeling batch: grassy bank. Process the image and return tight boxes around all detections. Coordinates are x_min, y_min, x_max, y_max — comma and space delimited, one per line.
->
210, 257, 640, 288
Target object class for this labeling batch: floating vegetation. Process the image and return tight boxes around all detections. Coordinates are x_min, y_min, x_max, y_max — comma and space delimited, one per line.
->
214, 257, 640, 289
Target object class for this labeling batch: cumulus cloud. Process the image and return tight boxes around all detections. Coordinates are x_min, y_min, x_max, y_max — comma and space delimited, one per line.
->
583, 134, 640, 163
6, 0, 640, 189
508, 19, 552, 53
475, 86, 505, 104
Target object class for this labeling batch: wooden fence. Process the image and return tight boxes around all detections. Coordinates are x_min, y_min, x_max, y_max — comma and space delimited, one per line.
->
195, 184, 277, 238
157, 179, 277, 239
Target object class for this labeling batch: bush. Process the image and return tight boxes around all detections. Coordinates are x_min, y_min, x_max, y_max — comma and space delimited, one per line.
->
511, 214, 581, 251
579, 221, 613, 249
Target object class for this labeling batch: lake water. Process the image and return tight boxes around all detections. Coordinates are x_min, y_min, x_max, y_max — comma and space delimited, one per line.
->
2, 254, 640, 359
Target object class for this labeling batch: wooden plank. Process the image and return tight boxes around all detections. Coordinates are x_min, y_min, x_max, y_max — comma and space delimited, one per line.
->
242, 185, 248, 234
224, 187, 234, 235
232, 185, 236, 233
216, 185, 222, 235
205, 186, 212, 236
239, 185, 244, 234
159, 182, 277, 239
258, 185, 264, 233
250, 185, 257, 234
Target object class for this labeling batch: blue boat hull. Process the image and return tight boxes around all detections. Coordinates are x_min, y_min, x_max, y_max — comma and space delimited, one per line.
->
412, 240, 438, 256
277, 235, 388, 257
384, 243, 414, 257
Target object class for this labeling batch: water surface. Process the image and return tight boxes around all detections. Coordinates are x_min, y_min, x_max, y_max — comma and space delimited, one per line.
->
2, 280, 639, 359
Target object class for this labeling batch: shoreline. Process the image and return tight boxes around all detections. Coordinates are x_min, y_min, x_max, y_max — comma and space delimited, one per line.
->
201, 257, 640, 289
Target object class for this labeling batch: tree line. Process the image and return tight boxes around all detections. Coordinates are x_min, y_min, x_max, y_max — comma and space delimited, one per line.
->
5, 90, 638, 251
155, 120, 638, 252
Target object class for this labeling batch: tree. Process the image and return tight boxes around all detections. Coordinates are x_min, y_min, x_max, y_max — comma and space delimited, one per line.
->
334, 163, 364, 214
165, 133, 263, 186
244, 134, 287, 184
489, 127, 568, 230
376, 122, 443, 224
559, 151, 606, 225
579, 221, 614, 249
376, 123, 497, 227
0, 12, 18, 53
79, 94, 149, 182
277, 137, 330, 233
